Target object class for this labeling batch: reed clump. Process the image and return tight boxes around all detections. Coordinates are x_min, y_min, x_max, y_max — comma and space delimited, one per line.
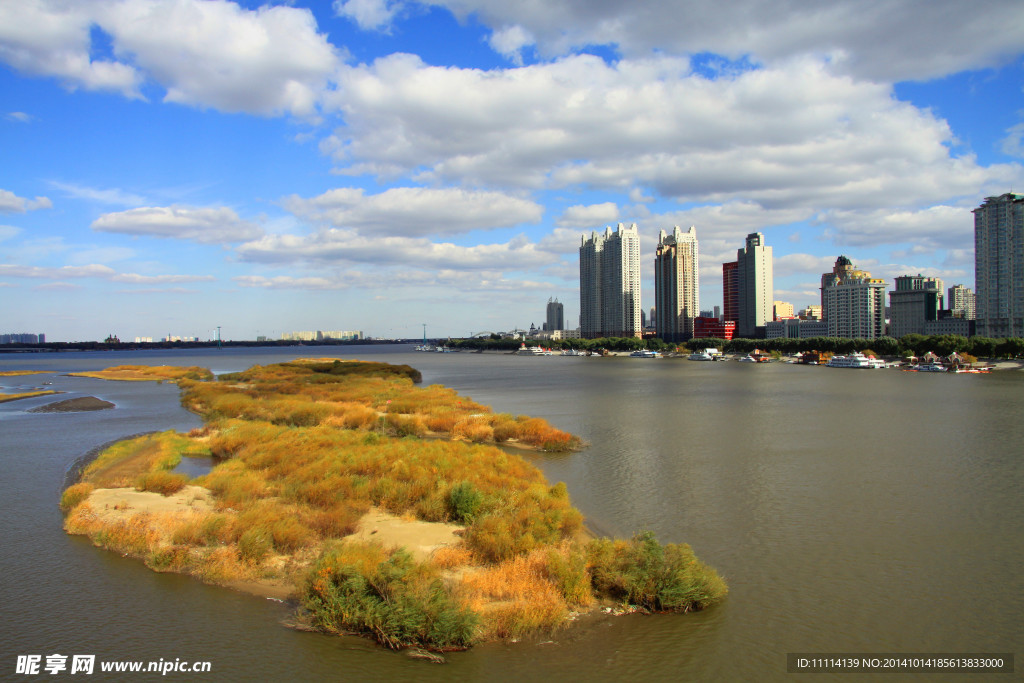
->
304, 542, 478, 650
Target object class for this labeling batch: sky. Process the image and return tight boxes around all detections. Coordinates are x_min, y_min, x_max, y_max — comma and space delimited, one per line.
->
1, 0, 1023, 342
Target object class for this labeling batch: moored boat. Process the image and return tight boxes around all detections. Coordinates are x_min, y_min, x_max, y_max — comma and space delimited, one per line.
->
826, 352, 886, 369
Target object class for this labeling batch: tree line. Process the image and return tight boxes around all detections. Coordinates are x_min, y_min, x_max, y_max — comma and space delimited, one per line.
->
450, 334, 1024, 358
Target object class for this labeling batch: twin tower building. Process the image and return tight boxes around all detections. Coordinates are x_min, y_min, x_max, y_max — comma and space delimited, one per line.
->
579, 223, 773, 341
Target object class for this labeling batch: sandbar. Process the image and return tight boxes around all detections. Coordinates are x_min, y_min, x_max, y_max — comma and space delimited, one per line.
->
30, 396, 115, 413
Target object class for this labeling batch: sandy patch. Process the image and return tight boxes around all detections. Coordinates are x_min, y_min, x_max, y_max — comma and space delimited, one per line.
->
85, 485, 214, 524
347, 508, 465, 562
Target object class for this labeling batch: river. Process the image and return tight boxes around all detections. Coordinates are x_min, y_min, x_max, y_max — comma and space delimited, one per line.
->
1, 346, 1020, 680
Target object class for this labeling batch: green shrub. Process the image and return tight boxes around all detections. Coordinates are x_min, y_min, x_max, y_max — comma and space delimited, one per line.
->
304, 543, 478, 650
237, 528, 272, 564
448, 482, 483, 523
587, 531, 727, 612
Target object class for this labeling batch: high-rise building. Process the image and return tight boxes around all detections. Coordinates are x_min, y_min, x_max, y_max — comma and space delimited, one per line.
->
820, 256, 887, 339
973, 193, 1024, 338
947, 284, 976, 320
579, 223, 642, 338
736, 233, 773, 338
722, 261, 738, 324
654, 226, 699, 342
546, 298, 564, 331
888, 275, 944, 339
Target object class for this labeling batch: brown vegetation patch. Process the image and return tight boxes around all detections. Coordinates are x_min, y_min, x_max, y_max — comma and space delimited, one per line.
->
29, 396, 113, 413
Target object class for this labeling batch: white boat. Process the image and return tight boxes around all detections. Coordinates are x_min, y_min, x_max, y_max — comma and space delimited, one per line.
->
414, 344, 437, 352
561, 348, 584, 356
915, 363, 947, 372
737, 355, 758, 363
688, 351, 714, 361
517, 344, 546, 355
629, 349, 658, 358
826, 352, 886, 369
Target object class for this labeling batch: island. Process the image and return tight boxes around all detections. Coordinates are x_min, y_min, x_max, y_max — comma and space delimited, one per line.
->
61, 359, 726, 651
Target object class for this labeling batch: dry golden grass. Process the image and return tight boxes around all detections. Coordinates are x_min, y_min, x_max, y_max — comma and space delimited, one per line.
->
69, 365, 213, 382
0, 390, 58, 403
460, 549, 569, 639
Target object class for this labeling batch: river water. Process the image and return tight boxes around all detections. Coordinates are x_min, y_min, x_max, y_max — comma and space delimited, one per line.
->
1, 346, 1020, 681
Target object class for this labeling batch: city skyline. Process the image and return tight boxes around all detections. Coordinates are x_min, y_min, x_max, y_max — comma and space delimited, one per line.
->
1, 1, 1023, 342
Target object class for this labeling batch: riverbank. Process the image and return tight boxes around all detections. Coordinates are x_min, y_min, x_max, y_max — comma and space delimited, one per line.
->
60, 360, 726, 651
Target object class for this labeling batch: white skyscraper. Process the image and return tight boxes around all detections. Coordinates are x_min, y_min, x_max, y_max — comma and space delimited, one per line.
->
736, 232, 773, 338
654, 225, 699, 342
579, 223, 642, 338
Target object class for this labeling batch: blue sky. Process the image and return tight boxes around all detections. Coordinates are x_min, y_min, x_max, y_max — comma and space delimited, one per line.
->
1, 0, 1022, 342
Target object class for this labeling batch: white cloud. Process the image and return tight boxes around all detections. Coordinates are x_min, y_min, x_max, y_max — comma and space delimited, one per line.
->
0, 189, 52, 213
237, 229, 558, 271
0, 0, 339, 116
425, 0, 1024, 82
91, 206, 263, 244
817, 205, 971, 251
489, 25, 534, 65
6, 111, 33, 123
282, 187, 543, 236
0, 1, 143, 97
35, 282, 83, 292
49, 181, 146, 207
0, 263, 214, 284
329, 53, 1021, 214
334, 0, 404, 31
235, 275, 347, 290
556, 202, 619, 228
1002, 122, 1024, 158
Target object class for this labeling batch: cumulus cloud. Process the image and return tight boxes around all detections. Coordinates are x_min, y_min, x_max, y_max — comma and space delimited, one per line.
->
489, 25, 534, 65
329, 53, 1020, 213
817, 205, 972, 251
425, 0, 1024, 82
556, 202, 619, 228
0, 0, 339, 116
91, 206, 263, 244
0, 189, 52, 213
237, 229, 558, 271
334, 0, 404, 31
0, 2, 143, 97
282, 187, 543, 236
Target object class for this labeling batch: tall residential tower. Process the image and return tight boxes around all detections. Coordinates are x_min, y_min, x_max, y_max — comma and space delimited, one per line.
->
579, 223, 642, 338
654, 226, 699, 342
820, 256, 887, 339
974, 193, 1024, 338
736, 232, 773, 338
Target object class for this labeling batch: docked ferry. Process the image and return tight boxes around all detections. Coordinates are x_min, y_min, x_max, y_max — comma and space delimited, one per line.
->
826, 352, 886, 369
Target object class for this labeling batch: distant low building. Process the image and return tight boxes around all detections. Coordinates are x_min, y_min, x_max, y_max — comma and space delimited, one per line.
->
765, 319, 829, 339
693, 317, 736, 340
888, 275, 943, 339
773, 301, 794, 320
